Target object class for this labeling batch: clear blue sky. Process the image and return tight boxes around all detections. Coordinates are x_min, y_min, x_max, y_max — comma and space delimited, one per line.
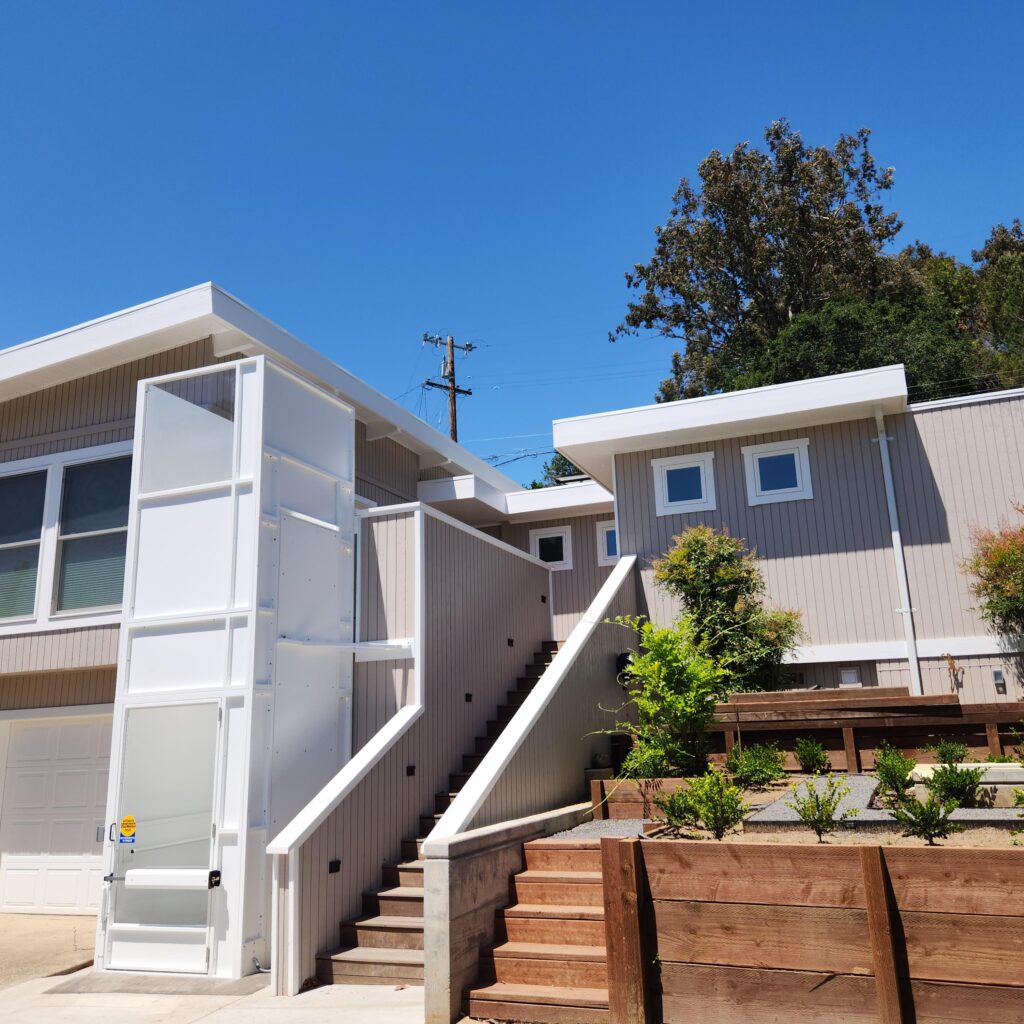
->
1, 1, 1021, 485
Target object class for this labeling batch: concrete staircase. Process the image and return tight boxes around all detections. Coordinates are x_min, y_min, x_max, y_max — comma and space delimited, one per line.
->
315, 641, 562, 985
465, 839, 608, 1023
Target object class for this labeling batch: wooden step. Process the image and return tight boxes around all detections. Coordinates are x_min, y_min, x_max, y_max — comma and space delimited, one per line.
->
401, 837, 425, 861
502, 903, 604, 922
511, 871, 604, 906
481, 943, 607, 987
516, 677, 539, 690
466, 982, 609, 1024
496, 705, 518, 723
497, 908, 606, 946
506, 688, 531, 707
533, 651, 556, 666
449, 770, 472, 790
382, 860, 424, 887
487, 719, 507, 739
434, 791, 459, 814
475, 735, 496, 755
339, 915, 425, 949
541, 641, 561, 653
363, 886, 424, 917
524, 841, 602, 872
317, 945, 424, 985
523, 663, 546, 679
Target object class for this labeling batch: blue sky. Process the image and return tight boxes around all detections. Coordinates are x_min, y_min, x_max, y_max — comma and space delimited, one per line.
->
0, 1, 1021, 485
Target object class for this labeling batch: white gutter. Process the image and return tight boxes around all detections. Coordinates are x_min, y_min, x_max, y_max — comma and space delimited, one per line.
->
874, 410, 922, 695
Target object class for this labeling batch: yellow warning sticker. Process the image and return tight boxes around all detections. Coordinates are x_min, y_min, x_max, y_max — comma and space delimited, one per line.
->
119, 815, 136, 844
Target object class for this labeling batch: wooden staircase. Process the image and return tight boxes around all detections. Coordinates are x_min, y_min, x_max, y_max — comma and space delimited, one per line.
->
465, 839, 608, 1023
316, 640, 562, 985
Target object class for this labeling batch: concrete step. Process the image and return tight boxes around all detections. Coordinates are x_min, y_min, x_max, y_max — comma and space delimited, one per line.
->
339, 915, 425, 950
362, 885, 424, 918
317, 945, 424, 985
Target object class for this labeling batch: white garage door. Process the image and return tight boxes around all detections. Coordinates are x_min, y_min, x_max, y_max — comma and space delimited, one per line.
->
0, 715, 111, 914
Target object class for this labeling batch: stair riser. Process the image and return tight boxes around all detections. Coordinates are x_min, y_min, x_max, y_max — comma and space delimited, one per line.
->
340, 925, 424, 950
434, 792, 459, 814
511, 880, 604, 906
450, 772, 472, 790
497, 706, 516, 724
524, 664, 545, 679
524, 849, 603, 872
533, 652, 555, 666
541, 641, 560, 652
420, 815, 442, 835
480, 955, 607, 988
364, 894, 424, 917
497, 916, 606, 946
319, 962, 424, 984
401, 839, 424, 861
506, 689, 530, 707
487, 720, 507, 739
465, 997, 608, 1024
382, 865, 424, 887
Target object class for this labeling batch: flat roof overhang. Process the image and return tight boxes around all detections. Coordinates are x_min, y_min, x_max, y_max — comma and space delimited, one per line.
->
552, 365, 909, 488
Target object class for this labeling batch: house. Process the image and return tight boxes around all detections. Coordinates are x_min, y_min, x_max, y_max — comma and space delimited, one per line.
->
0, 284, 1019, 1004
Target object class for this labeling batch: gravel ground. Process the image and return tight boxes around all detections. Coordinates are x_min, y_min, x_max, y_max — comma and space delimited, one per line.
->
551, 818, 650, 839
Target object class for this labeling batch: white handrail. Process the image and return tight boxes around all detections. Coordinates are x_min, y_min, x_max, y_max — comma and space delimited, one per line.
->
428, 555, 637, 841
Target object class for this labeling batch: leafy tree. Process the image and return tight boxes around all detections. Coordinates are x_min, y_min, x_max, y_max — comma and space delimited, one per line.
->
975, 220, 1024, 381
529, 452, 583, 489
964, 504, 1024, 637
653, 525, 802, 691
614, 120, 903, 399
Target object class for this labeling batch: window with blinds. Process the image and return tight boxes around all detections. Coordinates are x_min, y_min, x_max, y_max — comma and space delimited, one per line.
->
55, 456, 132, 612
0, 470, 47, 618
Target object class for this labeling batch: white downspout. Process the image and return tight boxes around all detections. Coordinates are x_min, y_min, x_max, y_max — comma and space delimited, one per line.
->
874, 410, 923, 695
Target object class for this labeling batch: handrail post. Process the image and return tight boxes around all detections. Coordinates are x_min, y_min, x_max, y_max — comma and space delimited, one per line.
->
602, 837, 651, 1024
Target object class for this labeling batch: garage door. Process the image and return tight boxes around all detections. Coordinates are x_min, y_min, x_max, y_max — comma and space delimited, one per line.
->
0, 716, 111, 914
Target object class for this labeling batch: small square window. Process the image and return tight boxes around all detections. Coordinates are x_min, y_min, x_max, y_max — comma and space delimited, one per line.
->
596, 521, 618, 567
529, 526, 572, 571
651, 452, 716, 516
742, 438, 812, 506
839, 666, 861, 688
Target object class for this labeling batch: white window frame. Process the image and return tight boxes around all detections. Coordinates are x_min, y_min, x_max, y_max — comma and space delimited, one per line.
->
839, 666, 862, 688
0, 441, 133, 636
529, 525, 573, 571
741, 437, 813, 506
596, 520, 618, 567
651, 451, 716, 517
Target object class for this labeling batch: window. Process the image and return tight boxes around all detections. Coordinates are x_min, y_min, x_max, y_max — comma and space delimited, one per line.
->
651, 452, 716, 516
839, 666, 861, 688
741, 438, 812, 506
596, 521, 618, 567
55, 456, 132, 612
529, 525, 572, 571
0, 471, 47, 619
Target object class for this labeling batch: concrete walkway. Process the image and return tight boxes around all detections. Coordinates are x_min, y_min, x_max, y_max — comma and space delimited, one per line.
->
0, 969, 425, 1023
0, 915, 95, 991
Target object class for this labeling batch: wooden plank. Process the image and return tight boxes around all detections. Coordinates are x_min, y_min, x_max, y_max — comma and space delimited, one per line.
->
843, 727, 861, 773
985, 721, 1002, 757
651, 900, 872, 975
727, 687, 911, 704
591, 779, 607, 819
719, 692, 949, 714
601, 838, 650, 1024
860, 847, 906, 1024
909, 978, 1024, 1024
883, 847, 1024, 916
641, 842, 865, 909
902, 911, 1024, 987
659, 963, 878, 1024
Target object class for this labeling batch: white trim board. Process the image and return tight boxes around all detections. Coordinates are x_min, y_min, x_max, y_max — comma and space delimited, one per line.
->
787, 636, 1024, 664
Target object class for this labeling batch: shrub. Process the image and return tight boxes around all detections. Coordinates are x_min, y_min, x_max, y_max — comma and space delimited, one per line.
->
613, 614, 725, 777
985, 753, 1017, 763
924, 763, 986, 809
653, 525, 802, 692
787, 774, 858, 842
930, 738, 969, 765
794, 737, 830, 774
656, 770, 748, 840
893, 794, 963, 845
873, 741, 915, 808
618, 745, 671, 780
726, 742, 786, 789
964, 504, 1024, 637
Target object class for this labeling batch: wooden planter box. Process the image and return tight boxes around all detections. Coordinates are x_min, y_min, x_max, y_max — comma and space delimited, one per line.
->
590, 777, 692, 820
601, 838, 1024, 1024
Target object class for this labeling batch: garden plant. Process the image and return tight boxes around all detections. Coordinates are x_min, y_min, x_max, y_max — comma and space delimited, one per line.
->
655, 770, 749, 840
893, 793, 963, 845
725, 742, 787, 789
794, 736, 830, 774
786, 774, 858, 842
873, 741, 915, 808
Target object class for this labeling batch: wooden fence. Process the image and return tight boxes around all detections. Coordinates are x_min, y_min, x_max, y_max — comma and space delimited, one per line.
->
601, 838, 1024, 1024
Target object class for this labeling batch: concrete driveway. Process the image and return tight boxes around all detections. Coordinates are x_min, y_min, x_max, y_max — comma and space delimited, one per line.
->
0, 915, 95, 991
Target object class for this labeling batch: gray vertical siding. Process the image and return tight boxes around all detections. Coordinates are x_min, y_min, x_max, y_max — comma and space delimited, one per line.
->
496, 514, 614, 640
0, 668, 115, 710
614, 419, 903, 647
354, 420, 420, 505
295, 511, 552, 981
891, 397, 1024, 642
0, 625, 120, 675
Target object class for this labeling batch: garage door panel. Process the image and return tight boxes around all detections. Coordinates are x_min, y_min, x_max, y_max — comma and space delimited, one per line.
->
53, 769, 90, 808
5, 769, 50, 811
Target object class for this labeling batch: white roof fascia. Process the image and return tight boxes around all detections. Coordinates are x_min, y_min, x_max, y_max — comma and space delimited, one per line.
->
417, 473, 508, 516
0, 283, 521, 496
504, 480, 614, 522
553, 365, 908, 488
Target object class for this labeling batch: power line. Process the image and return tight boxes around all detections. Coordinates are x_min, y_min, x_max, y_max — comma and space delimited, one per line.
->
421, 333, 474, 441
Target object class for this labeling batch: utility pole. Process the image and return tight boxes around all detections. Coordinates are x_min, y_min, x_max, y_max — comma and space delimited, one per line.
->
422, 333, 474, 441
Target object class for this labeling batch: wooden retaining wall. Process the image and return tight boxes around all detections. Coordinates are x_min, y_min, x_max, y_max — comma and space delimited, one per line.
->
601, 838, 1024, 1024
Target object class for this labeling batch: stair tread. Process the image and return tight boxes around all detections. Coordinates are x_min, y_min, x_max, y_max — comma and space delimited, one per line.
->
515, 870, 603, 882
502, 904, 605, 920
369, 885, 424, 898
468, 982, 609, 1008
491, 942, 606, 961
392, 860, 424, 870
321, 946, 425, 966
344, 915, 425, 930
526, 839, 602, 850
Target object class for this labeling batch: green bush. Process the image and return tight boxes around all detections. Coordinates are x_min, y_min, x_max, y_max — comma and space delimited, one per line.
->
786, 774, 858, 842
964, 505, 1024, 637
725, 742, 786, 789
652, 525, 802, 692
655, 771, 748, 840
893, 794, 963, 845
873, 741, 915, 808
613, 615, 725, 777
794, 737, 830, 774
930, 738, 969, 765
985, 753, 1017, 763
924, 763, 986, 809
618, 745, 671, 780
